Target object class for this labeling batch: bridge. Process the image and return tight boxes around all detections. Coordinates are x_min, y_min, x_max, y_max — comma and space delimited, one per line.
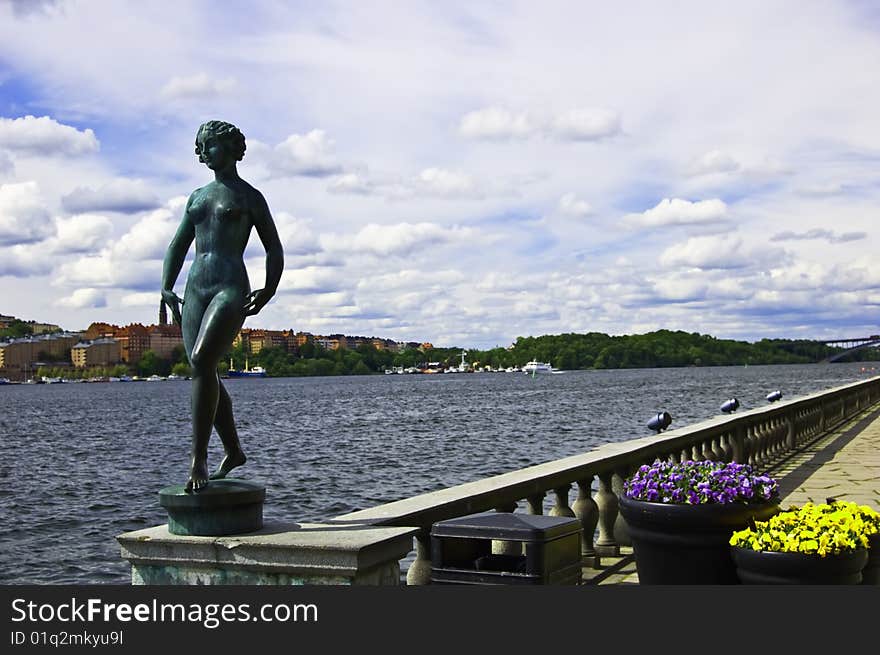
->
820, 335, 880, 363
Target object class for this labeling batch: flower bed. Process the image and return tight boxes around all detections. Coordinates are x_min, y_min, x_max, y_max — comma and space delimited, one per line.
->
624, 460, 779, 505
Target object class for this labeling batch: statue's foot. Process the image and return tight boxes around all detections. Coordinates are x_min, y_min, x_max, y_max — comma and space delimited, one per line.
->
185, 457, 210, 493
210, 450, 247, 480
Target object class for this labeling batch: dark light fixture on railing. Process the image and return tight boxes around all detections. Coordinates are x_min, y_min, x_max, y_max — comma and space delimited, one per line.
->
720, 398, 740, 414
647, 411, 672, 432
766, 390, 783, 403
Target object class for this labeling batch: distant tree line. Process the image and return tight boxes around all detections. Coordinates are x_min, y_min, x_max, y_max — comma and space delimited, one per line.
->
219, 329, 879, 378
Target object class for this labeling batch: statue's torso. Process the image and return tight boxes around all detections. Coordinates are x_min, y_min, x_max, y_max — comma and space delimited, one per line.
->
184, 180, 256, 301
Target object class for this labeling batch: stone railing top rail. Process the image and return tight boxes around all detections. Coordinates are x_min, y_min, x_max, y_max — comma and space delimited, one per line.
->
334, 375, 880, 528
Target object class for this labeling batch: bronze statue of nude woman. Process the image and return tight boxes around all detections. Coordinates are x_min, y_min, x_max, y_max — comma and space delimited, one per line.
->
162, 120, 284, 493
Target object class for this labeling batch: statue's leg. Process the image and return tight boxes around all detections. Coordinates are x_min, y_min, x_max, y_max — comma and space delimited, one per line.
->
185, 292, 245, 492
209, 380, 247, 479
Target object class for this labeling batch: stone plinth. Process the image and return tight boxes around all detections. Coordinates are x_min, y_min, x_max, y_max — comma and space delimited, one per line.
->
159, 479, 265, 536
117, 521, 417, 585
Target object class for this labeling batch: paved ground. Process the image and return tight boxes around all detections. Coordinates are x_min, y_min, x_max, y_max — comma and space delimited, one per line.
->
581, 402, 880, 585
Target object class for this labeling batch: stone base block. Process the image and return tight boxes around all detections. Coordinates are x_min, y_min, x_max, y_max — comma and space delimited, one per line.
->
159, 479, 265, 536
117, 521, 417, 586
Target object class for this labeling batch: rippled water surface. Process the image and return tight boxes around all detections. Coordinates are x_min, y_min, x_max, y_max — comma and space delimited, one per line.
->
0, 362, 875, 584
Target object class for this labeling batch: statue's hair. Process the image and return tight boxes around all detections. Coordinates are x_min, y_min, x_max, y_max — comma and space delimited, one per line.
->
195, 120, 246, 162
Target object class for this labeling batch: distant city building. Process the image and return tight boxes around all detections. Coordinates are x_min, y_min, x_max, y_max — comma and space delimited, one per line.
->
84, 322, 118, 340
147, 324, 183, 359
235, 328, 291, 355
0, 333, 82, 380
115, 323, 151, 363
71, 338, 121, 368
29, 322, 62, 335
0, 315, 15, 329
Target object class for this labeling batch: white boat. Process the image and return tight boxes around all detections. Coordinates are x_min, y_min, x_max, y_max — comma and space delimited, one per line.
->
146, 374, 165, 381
522, 361, 553, 375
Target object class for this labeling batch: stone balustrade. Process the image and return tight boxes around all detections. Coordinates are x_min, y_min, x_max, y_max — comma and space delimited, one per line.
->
333, 375, 880, 584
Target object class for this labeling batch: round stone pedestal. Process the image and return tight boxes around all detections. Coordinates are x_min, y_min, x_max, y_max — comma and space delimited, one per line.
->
159, 479, 265, 536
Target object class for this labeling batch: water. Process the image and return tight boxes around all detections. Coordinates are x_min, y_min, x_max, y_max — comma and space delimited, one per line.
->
0, 362, 876, 584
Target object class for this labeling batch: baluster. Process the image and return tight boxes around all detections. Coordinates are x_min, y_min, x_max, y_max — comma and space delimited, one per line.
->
492, 502, 520, 556
701, 439, 715, 461
594, 472, 619, 557
756, 421, 769, 465
720, 432, 734, 462
612, 470, 631, 546
732, 425, 746, 464
406, 530, 432, 586
668, 450, 681, 464
690, 443, 703, 461
680, 447, 691, 462
526, 492, 545, 515
549, 485, 575, 518
572, 477, 599, 568
749, 424, 761, 466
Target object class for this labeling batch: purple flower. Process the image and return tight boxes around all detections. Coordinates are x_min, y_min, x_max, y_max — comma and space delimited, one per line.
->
623, 459, 779, 505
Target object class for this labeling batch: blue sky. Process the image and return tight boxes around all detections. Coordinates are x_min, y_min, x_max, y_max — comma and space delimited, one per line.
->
1, 0, 878, 348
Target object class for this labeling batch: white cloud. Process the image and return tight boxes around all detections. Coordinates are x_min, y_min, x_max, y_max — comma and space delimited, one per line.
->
770, 228, 866, 244
272, 130, 342, 177
416, 168, 476, 197
51, 213, 114, 254
120, 292, 160, 307
0, 151, 13, 175
660, 235, 784, 271
459, 107, 534, 140
549, 108, 621, 141
0, 115, 99, 156
690, 150, 740, 176
0, 181, 54, 246
277, 266, 345, 294
459, 106, 621, 142
57, 287, 107, 309
272, 212, 322, 257
627, 198, 728, 228
558, 193, 592, 217
323, 222, 472, 258
61, 178, 160, 213
109, 199, 184, 261
0, 243, 53, 277
326, 173, 373, 195
160, 73, 237, 100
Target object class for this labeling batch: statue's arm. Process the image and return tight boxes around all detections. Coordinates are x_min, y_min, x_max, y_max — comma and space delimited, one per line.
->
244, 191, 284, 316
161, 200, 195, 323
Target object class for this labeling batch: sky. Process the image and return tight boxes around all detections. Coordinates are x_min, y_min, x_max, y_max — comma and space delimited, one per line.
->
0, 0, 878, 349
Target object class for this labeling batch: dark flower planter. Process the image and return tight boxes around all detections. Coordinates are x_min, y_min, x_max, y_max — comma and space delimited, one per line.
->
732, 546, 868, 584
861, 533, 879, 585
618, 494, 779, 584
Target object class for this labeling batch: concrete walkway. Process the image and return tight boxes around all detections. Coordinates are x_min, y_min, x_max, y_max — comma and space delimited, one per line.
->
582, 402, 880, 585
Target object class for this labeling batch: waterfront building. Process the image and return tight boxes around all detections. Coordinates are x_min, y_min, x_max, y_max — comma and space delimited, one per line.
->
71, 338, 121, 367
0, 333, 81, 380
147, 324, 183, 359
115, 324, 151, 364
235, 328, 291, 355
84, 322, 118, 340
29, 321, 62, 335
0, 314, 15, 329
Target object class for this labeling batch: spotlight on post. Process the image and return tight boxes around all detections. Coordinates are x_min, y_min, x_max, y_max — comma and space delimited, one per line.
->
720, 398, 740, 414
647, 411, 672, 433
766, 390, 783, 403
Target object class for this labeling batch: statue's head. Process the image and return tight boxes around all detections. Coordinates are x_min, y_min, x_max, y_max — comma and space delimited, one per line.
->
194, 120, 246, 165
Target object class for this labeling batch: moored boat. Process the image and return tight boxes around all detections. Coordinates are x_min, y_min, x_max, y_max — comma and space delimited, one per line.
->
522, 360, 553, 374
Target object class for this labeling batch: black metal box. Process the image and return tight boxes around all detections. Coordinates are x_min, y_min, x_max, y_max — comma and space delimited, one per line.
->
430, 511, 583, 585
